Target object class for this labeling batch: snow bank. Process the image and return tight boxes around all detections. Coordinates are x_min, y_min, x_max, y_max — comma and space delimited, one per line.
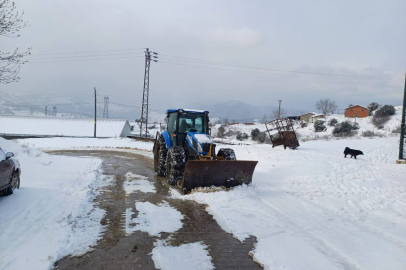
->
0, 138, 108, 270
15, 137, 153, 151
126, 201, 183, 236
173, 137, 406, 270
151, 240, 214, 270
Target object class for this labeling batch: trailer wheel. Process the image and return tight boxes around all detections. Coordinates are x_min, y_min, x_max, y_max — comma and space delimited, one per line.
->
166, 146, 186, 185
217, 148, 237, 160
154, 135, 168, 176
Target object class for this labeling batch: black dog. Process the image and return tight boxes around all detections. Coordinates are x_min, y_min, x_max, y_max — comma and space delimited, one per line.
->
344, 147, 364, 159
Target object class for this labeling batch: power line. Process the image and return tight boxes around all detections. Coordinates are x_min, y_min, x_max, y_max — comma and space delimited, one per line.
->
31, 48, 146, 56
25, 52, 144, 61
6, 46, 390, 79
27, 55, 145, 64
157, 57, 388, 79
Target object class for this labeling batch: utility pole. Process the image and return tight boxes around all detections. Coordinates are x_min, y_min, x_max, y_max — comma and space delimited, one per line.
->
398, 73, 406, 162
53, 106, 57, 117
45, 106, 47, 116
140, 48, 158, 138
94, 87, 97, 138
278, 100, 282, 119
103, 96, 109, 119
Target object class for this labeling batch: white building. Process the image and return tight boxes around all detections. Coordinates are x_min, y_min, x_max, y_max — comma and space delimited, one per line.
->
0, 115, 132, 138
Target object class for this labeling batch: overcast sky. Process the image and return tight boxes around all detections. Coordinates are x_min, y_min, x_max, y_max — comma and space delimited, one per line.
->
1, 0, 406, 115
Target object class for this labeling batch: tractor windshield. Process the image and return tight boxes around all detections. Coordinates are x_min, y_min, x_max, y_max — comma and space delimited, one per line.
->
178, 113, 207, 134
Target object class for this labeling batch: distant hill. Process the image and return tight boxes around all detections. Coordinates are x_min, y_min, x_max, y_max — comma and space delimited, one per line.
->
0, 92, 305, 123
201, 100, 306, 122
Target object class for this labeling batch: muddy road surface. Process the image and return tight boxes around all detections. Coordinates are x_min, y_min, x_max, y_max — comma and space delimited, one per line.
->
50, 150, 262, 270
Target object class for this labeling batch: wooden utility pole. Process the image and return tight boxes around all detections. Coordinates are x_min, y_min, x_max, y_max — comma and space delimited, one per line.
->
398, 73, 406, 162
94, 87, 97, 138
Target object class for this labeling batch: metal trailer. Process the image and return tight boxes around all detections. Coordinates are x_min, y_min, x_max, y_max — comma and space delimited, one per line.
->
265, 118, 300, 149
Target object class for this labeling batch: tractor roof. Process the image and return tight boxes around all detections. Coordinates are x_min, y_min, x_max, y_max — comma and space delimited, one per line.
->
166, 108, 209, 114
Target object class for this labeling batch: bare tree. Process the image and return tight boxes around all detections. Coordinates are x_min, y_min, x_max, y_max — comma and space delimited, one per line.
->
270, 108, 285, 120
315, 98, 338, 115
0, 0, 30, 84
261, 114, 267, 123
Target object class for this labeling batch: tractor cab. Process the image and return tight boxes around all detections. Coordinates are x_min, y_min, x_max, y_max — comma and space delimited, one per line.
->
165, 109, 214, 159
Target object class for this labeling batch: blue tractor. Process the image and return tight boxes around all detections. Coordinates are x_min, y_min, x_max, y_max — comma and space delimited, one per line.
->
153, 108, 258, 193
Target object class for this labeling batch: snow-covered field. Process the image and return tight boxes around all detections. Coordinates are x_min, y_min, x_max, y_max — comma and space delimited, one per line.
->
0, 138, 109, 270
2, 132, 405, 270
173, 137, 406, 270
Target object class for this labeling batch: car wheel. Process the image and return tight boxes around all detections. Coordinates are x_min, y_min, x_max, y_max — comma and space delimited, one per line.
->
4, 172, 20, 196
12, 171, 20, 190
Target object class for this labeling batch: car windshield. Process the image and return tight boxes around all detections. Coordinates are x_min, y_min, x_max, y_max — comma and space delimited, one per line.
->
178, 113, 206, 133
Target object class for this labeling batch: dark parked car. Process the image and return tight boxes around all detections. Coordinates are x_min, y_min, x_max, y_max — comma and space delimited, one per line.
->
0, 148, 21, 196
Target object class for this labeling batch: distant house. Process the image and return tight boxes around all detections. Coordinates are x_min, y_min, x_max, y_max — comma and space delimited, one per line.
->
0, 115, 132, 138
300, 112, 316, 122
344, 105, 369, 118
309, 114, 325, 123
300, 112, 325, 123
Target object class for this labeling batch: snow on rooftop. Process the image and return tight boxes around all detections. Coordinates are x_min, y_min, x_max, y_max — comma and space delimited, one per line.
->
345, 104, 368, 109
300, 112, 318, 116
0, 114, 131, 138
310, 114, 325, 118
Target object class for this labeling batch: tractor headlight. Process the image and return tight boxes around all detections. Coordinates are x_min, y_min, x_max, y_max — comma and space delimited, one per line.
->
197, 143, 203, 152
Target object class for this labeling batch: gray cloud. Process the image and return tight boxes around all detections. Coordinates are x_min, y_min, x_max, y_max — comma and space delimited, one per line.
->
1, 0, 405, 119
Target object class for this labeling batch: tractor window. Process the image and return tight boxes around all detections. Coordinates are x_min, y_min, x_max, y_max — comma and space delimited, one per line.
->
167, 113, 177, 136
179, 114, 206, 133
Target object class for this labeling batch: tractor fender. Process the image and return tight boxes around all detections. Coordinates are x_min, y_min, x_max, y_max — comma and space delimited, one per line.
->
161, 130, 172, 149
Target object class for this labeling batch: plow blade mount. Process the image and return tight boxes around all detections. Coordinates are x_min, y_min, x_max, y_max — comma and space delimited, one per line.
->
181, 160, 258, 191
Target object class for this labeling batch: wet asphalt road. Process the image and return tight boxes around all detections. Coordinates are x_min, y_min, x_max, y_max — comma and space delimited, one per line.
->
50, 150, 262, 270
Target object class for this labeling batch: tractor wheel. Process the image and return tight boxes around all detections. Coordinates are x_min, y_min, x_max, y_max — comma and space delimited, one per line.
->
154, 135, 168, 176
166, 146, 186, 185
217, 148, 237, 160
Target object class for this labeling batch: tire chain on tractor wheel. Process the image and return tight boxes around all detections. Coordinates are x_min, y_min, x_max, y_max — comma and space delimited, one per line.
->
166, 146, 186, 185
217, 148, 237, 160
156, 135, 168, 176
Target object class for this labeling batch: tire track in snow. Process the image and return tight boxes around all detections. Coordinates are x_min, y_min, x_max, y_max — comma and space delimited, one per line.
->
254, 195, 363, 270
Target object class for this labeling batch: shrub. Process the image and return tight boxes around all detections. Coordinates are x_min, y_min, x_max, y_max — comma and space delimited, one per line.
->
392, 125, 402, 134
258, 131, 270, 143
313, 120, 326, 132
332, 121, 357, 137
217, 125, 226, 138
362, 130, 384, 137
352, 122, 360, 130
375, 105, 395, 118
368, 102, 379, 112
372, 115, 390, 127
362, 130, 375, 137
300, 122, 308, 128
236, 132, 249, 141
251, 128, 261, 141
328, 118, 338, 126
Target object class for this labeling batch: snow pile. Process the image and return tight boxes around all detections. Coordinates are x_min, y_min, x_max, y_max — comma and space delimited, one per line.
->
124, 172, 155, 194
151, 240, 214, 270
0, 138, 108, 270
173, 137, 406, 270
126, 201, 183, 236
15, 137, 153, 151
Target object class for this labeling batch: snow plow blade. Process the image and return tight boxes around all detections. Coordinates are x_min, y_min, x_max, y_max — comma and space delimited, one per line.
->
181, 160, 258, 191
